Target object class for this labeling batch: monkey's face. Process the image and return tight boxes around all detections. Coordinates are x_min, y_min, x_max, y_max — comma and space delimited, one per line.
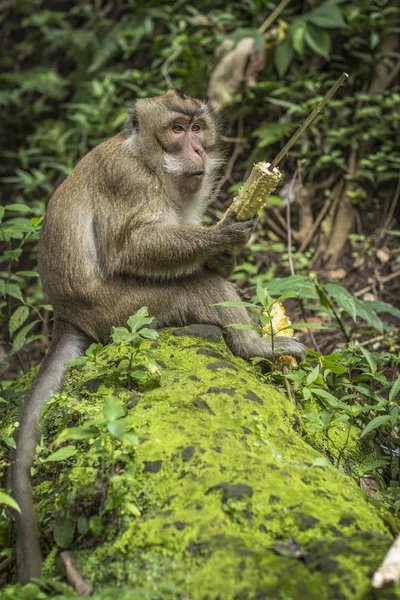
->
160, 117, 209, 192
128, 90, 223, 194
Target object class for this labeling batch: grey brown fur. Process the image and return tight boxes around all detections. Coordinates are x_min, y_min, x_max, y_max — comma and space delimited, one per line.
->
10, 90, 305, 584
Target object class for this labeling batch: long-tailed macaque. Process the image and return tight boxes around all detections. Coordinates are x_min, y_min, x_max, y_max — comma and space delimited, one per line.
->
10, 89, 305, 584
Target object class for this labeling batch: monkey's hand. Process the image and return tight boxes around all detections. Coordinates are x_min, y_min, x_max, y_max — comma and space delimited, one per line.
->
215, 211, 257, 248
206, 251, 236, 279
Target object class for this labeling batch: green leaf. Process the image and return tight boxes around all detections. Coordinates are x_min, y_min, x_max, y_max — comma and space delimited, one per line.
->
309, 388, 348, 409
4, 283, 23, 302
275, 38, 294, 77
256, 281, 268, 305
363, 300, 400, 320
123, 433, 139, 445
9, 305, 29, 335
252, 122, 297, 148
306, 365, 320, 386
86, 342, 103, 359
311, 457, 331, 468
16, 270, 40, 277
102, 395, 125, 422
111, 326, 134, 343
325, 283, 357, 321
353, 299, 383, 333
291, 323, 327, 330
131, 369, 148, 380
308, 0, 346, 29
0, 490, 21, 513
107, 419, 127, 439
43, 445, 76, 462
64, 356, 89, 368
361, 415, 394, 437
12, 320, 39, 354
359, 347, 377, 375
127, 307, 153, 332
139, 328, 158, 340
126, 502, 141, 517
304, 23, 331, 59
53, 518, 75, 548
56, 427, 98, 445
292, 22, 306, 56
266, 276, 316, 299
77, 515, 89, 535
389, 377, 400, 402
5, 203, 32, 213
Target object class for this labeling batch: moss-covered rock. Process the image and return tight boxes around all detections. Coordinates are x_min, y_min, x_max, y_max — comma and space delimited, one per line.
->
1, 326, 399, 599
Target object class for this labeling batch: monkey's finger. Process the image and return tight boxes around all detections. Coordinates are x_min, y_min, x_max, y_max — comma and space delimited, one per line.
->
223, 210, 238, 223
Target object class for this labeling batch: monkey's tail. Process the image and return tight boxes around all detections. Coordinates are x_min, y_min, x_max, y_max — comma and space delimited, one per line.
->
9, 320, 91, 584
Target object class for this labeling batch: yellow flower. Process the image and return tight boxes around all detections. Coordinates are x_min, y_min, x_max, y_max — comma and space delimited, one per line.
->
262, 301, 294, 338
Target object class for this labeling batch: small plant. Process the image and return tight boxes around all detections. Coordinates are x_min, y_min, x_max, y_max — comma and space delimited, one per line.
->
65, 307, 161, 390
41, 392, 141, 550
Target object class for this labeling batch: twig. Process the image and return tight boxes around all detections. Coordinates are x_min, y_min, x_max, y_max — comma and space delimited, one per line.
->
298, 182, 342, 254
259, 0, 292, 34
354, 269, 400, 297
60, 551, 92, 597
282, 365, 296, 405
0, 556, 14, 574
271, 206, 288, 232
379, 174, 400, 235
266, 217, 288, 240
161, 47, 182, 89
286, 168, 299, 277
372, 534, 400, 588
285, 165, 321, 352
359, 335, 384, 347
270, 73, 349, 169
215, 116, 245, 199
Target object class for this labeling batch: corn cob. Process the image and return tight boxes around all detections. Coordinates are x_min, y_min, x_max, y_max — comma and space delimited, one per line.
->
227, 162, 283, 221
223, 73, 348, 222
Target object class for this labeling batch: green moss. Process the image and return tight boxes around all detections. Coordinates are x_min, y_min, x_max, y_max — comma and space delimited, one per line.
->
1, 327, 400, 599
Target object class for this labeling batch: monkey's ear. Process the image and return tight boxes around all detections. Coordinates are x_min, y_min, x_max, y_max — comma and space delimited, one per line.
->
125, 108, 139, 136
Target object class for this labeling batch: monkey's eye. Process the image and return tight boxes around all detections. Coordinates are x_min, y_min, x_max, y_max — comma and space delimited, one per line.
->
172, 124, 185, 133
192, 123, 202, 132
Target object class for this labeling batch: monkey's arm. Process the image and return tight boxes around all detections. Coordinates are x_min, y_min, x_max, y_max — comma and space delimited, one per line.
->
103, 214, 256, 279
205, 251, 236, 279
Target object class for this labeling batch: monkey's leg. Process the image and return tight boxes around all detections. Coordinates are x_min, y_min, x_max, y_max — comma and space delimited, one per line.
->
180, 272, 306, 361
10, 321, 92, 584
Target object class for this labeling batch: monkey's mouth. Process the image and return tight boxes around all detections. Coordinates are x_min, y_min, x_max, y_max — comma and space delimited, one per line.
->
190, 170, 205, 177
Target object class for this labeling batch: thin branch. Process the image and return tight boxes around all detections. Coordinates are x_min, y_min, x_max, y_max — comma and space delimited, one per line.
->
379, 174, 400, 235
354, 269, 400, 297
298, 182, 342, 254
286, 168, 298, 277
259, 0, 292, 34
60, 551, 92, 597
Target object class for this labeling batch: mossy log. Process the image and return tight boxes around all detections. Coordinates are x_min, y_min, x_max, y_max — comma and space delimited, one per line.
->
2, 326, 400, 599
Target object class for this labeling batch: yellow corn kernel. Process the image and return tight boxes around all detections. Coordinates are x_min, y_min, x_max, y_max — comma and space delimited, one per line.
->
228, 162, 283, 221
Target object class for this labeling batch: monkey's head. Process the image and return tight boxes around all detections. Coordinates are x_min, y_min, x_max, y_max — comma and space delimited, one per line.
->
125, 90, 224, 194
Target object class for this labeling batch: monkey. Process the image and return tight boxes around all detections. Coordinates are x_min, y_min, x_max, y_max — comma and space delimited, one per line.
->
10, 89, 305, 584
